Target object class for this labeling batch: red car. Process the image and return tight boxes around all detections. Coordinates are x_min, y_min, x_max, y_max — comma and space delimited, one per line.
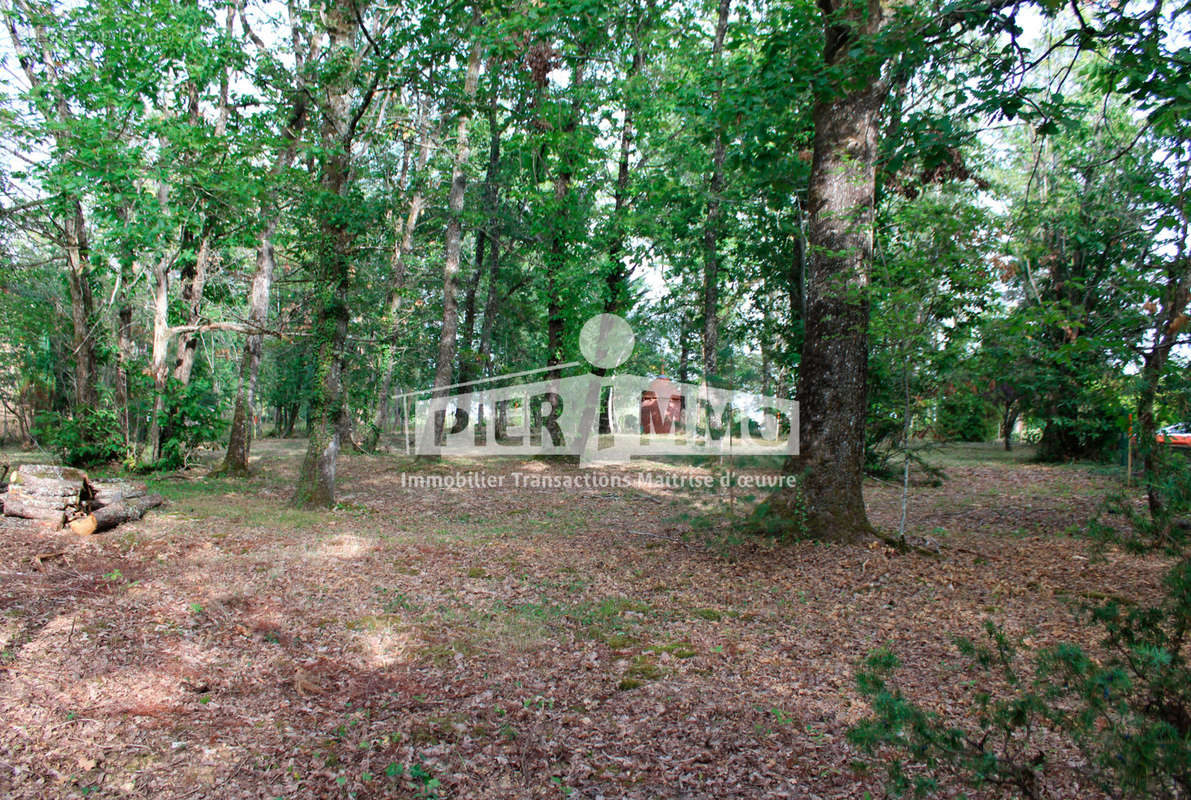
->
1157, 423, 1191, 448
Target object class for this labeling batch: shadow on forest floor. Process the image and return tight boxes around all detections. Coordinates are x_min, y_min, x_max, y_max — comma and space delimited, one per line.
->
0, 439, 1166, 798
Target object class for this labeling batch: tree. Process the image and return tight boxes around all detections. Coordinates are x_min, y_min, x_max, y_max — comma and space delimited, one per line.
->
292, 0, 389, 507
220, 2, 317, 475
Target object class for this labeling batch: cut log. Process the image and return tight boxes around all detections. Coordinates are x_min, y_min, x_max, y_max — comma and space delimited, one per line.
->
69, 494, 164, 535
3, 465, 94, 525
91, 480, 148, 509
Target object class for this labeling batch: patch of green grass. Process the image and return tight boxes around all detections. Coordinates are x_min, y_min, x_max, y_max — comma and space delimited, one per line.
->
691, 607, 722, 621
417, 625, 484, 666
377, 589, 420, 613
345, 614, 405, 632
165, 489, 327, 529
618, 655, 664, 690
656, 640, 697, 659
604, 633, 638, 649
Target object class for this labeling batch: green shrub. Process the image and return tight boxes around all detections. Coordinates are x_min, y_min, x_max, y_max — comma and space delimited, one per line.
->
33, 407, 125, 467
936, 392, 997, 442
155, 377, 226, 470
1035, 389, 1126, 462
849, 562, 1191, 799
1088, 445, 1191, 553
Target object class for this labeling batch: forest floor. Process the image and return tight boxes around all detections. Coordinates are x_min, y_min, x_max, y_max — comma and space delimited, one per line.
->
0, 439, 1172, 799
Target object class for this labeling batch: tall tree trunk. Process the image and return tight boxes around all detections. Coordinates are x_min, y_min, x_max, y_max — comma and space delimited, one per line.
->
112, 207, 137, 456
173, 232, 213, 385
461, 70, 502, 387
222, 220, 279, 474
432, 35, 483, 396
223, 8, 314, 474
762, 0, 888, 542
372, 110, 438, 446
143, 243, 173, 464
999, 394, 1018, 452
459, 78, 503, 387
62, 203, 99, 408
544, 59, 588, 379
678, 311, 691, 383
605, 33, 645, 316
1137, 166, 1190, 524
174, 45, 231, 387
293, 3, 379, 507
475, 215, 502, 380
700, 0, 730, 386
1138, 300, 1187, 520
3, 6, 101, 410
114, 277, 134, 450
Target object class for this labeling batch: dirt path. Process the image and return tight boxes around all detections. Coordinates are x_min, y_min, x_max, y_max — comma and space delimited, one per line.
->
0, 442, 1167, 798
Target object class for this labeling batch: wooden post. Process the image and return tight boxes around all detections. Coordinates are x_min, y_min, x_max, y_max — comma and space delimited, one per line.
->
1127, 414, 1133, 486
402, 393, 410, 455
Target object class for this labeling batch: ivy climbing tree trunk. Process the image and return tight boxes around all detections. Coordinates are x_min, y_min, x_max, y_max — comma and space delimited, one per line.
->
293, 1, 381, 507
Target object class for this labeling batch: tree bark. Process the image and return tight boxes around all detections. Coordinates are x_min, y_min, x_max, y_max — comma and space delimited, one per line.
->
222, 220, 279, 474
62, 203, 99, 409
372, 108, 438, 446
432, 34, 483, 397
173, 231, 214, 385
700, 0, 731, 386
221, 59, 311, 474
474, 109, 503, 377
544, 58, 588, 379
293, 2, 379, 507
761, 0, 888, 542
605, 20, 646, 316
143, 222, 174, 464
70, 494, 164, 536
678, 311, 691, 383
174, 55, 231, 387
2, 7, 101, 409
112, 205, 138, 456
1136, 175, 1190, 522
459, 78, 502, 386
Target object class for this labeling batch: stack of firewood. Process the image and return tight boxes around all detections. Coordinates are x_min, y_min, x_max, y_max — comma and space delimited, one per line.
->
0, 464, 163, 534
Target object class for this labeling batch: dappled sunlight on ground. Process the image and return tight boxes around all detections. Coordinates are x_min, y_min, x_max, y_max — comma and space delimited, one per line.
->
0, 439, 1169, 798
